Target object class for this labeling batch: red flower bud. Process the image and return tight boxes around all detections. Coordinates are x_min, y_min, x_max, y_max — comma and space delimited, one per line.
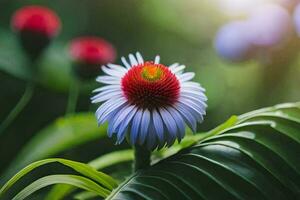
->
12, 5, 61, 38
69, 37, 116, 79
11, 5, 61, 61
69, 37, 116, 65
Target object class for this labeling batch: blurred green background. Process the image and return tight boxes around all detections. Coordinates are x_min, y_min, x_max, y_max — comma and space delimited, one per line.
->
0, 0, 299, 179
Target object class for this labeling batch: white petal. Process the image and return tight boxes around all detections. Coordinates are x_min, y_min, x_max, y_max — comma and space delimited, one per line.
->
91, 87, 122, 101
91, 91, 122, 103
154, 55, 160, 64
129, 54, 138, 66
180, 81, 200, 87
181, 86, 206, 96
101, 65, 126, 77
107, 63, 128, 73
96, 76, 121, 85
178, 72, 195, 82
171, 65, 186, 74
136, 52, 144, 64
180, 93, 208, 108
169, 63, 179, 70
180, 88, 207, 99
121, 57, 131, 69
181, 82, 206, 92
179, 94, 207, 110
92, 85, 121, 93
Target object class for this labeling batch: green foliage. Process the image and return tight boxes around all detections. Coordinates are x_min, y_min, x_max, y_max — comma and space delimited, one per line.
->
0, 30, 31, 80
0, 158, 118, 200
0, 113, 107, 184
1, 102, 299, 200
107, 102, 300, 200
13, 175, 110, 200
45, 150, 134, 200
0, 30, 96, 93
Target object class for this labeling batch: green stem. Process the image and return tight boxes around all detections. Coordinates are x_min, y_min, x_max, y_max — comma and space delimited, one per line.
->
0, 82, 35, 136
66, 79, 80, 115
133, 144, 151, 172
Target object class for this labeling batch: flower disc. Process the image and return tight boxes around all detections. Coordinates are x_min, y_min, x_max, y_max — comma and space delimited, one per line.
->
122, 62, 180, 110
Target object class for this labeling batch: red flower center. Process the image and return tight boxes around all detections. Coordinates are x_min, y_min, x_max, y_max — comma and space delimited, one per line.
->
12, 6, 61, 37
121, 62, 180, 109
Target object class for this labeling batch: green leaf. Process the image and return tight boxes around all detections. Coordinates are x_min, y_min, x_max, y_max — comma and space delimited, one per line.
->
74, 191, 98, 200
106, 102, 300, 200
0, 30, 32, 80
45, 150, 134, 200
0, 158, 117, 198
12, 175, 110, 200
0, 113, 107, 184
155, 115, 238, 160
88, 149, 134, 170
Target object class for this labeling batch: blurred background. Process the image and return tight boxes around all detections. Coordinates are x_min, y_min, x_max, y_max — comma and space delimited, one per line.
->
0, 0, 300, 194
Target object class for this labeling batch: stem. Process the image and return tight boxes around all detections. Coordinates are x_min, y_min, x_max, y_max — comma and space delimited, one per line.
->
134, 144, 151, 172
0, 82, 34, 136
66, 79, 80, 115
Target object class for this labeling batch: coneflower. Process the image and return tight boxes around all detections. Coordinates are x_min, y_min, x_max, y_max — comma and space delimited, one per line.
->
92, 52, 207, 150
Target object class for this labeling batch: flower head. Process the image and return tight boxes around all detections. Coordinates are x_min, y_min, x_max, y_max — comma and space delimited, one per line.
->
69, 37, 116, 65
11, 5, 61, 61
92, 52, 207, 150
69, 37, 116, 79
11, 5, 61, 38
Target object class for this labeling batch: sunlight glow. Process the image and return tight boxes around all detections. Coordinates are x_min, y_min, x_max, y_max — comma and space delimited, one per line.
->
216, 0, 280, 17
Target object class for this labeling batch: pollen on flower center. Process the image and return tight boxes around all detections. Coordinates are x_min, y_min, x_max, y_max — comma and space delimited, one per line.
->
142, 65, 163, 81
121, 62, 180, 109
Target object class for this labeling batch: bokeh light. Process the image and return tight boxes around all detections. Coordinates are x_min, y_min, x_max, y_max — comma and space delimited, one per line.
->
247, 4, 292, 47
214, 21, 253, 61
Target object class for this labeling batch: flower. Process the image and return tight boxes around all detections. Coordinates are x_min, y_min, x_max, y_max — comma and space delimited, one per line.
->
11, 5, 61, 38
69, 37, 116, 79
69, 37, 116, 65
11, 5, 61, 61
92, 52, 207, 150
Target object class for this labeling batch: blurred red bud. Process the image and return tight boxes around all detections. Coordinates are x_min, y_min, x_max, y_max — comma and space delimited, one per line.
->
12, 5, 61, 38
11, 5, 61, 61
69, 37, 116, 79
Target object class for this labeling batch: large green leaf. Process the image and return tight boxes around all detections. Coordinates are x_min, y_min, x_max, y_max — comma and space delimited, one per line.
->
0, 113, 107, 184
0, 158, 118, 200
107, 102, 300, 200
45, 149, 134, 200
12, 174, 110, 200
